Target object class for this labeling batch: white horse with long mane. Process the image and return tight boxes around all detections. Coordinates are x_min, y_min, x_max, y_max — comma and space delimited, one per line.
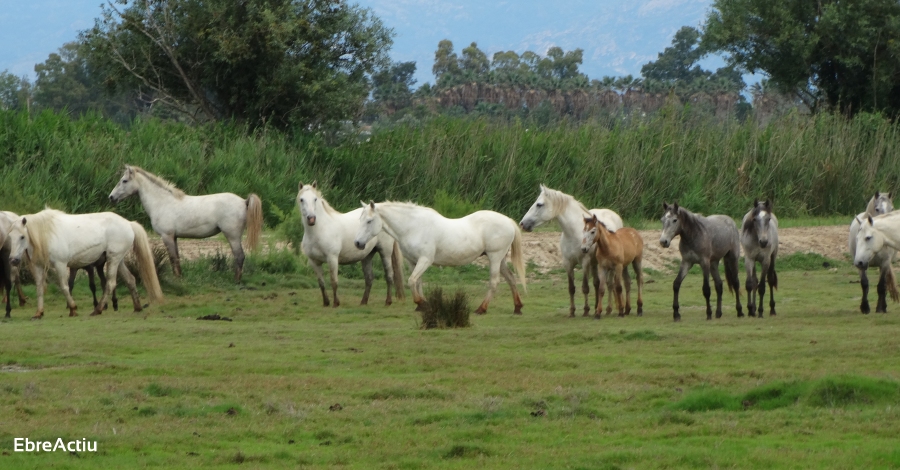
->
849, 192, 897, 313
7, 209, 163, 319
297, 182, 404, 306
2, 211, 28, 309
853, 212, 900, 305
354, 202, 526, 314
108, 165, 263, 282
519, 185, 623, 316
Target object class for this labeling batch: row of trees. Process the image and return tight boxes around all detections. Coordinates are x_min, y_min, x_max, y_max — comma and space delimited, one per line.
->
2, 0, 900, 127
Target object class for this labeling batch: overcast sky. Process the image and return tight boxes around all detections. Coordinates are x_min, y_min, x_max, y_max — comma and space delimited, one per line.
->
0, 0, 729, 87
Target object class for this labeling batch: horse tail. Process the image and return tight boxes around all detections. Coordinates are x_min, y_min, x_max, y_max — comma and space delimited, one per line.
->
130, 222, 164, 303
511, 223, 527, 292
391, 240, 406, 301
767, 253, 778, 290
724, 252, 740, 296
245, 193, 263, 252
887, 267, 900, 303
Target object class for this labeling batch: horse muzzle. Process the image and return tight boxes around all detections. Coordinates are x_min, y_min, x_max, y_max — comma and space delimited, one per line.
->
759, 239, 769, 248
581, 247, 589, 254
108, 195, 118, 204
354, 240, 366, 250
307, 216, 316, 226
519, 221, 533, 232
9, 257, 20, 267
660, 239, 670, 248
855, 260, 869, 270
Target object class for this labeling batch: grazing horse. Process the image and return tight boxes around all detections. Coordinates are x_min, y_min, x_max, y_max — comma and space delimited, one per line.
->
581, 215, 644, 317
659, 202, 743, 321
108, 165, 263, 282
354, 202, 526, 314
7, 209, 163, 319
849, 192, 897, 313
297, 182, 405, 307
741, 199, 779, 317
519, 185, 623, 317
853, 213, 900, 308
2, 211, 28, 308
0, 215, 13, 317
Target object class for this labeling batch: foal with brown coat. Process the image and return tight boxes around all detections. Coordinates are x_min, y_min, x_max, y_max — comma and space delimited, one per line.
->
581, 215, 644, 317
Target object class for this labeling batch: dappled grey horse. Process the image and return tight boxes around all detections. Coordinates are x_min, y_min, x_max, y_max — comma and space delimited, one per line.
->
660, 202, 743, 321
849, 192, 896, 313
741, 200, 778, 317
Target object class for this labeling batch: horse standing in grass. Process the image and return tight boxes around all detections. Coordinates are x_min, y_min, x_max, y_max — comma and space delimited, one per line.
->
519, 185, 622, 317
853, 213, 900, 308
2, 211, 28, 308
0, 215, 14, 317
108, 165, 262, 282
6, 209, 163, 319
659, 202, 743, 321
581, 215, 643, 317
355, 202, 526, 314
849, 192, 897, 313
741, 200, 779, 317
297, 182, 405, 307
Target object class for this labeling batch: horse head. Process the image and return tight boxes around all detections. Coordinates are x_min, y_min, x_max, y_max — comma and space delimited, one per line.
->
875, 191, 894, 215
659, 202, 681, 248
748, 199, 774, 248
519, 184, 553, 232
581, 215, 599, 253
7, 217, 30, 267
109, 166, 139, 204
354, 201, 381, 250
296, 181, 320, 226
854, 215, 883, 270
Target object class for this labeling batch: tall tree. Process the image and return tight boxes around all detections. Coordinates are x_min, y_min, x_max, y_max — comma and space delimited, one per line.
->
703, 0, 900, 114
0, 71, 29, 111
371, 61, 417, 114
433, 40, 460, 87
82, 0, 393, 128
642, 26, 708, 83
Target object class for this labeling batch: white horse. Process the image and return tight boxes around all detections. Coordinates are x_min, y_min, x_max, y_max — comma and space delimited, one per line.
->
354, 202, 526, 314
2, 211, 28, 309
108, 165, 263, 282
849, 192, 897, 313
853, 212, 900, 306
741, 199, 779, 317
518, 185, 623, 317
0, 215, 13, 317
7, 209, 163, 319
297, 182, 404, 307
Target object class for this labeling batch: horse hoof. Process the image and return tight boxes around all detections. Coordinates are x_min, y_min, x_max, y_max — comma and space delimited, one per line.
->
513, 309, 522, 315
769, 312, 777, 317
474, 308, 487, 315
31, 315, 43, 320
90, 311, 101, 316
594, 313, 602, 319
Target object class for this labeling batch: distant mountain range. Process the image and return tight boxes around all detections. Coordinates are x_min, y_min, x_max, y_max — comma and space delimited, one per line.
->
1, 0, 727, 87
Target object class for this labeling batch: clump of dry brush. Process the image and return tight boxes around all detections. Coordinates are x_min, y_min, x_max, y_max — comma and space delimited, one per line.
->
419, 288, 471, 329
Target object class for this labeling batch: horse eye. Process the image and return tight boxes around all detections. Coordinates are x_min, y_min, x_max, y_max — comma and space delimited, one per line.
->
536, 203, 544, 208
123, 179, 128, 183
866, 236, 873, 241
367, 220, 372, 224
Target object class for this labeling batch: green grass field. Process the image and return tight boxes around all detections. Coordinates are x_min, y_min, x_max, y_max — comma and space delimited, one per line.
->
1, 236, 899, 469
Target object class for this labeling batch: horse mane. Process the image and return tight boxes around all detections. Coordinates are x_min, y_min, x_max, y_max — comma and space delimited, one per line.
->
381, 201, 443, 216
23, 208, 64, 267
542, 187, 591, 217
130, 166, 186, 199
742, 204, 760, 236
675, 205, 707, 240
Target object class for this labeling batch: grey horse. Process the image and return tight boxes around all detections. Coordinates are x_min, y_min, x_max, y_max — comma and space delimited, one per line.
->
849, 192, 898, 313
741, 200, 778, 317
660, 202, 743, 321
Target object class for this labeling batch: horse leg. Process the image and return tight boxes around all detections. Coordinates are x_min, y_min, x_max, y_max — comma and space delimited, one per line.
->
68, 267, 83, 307
0, 256, 10, 317
621, 265, 632, 316
499, 258, 523, 314
565, 259, 577, 317
116, 262, 142, 312
605, 266, 616, 316
672, 260, 691, 322
327, 255, 340, 308
876, 266, 889, 313
161, 234, 182, 278
310, 261, 330, 306
758, 258, 770, 318
360, 253, 375, 306
710, 260, 724, 319
634, 258, 644, 316
53, 262, 78, 317
31, 266, 46, 319
614, 264, 626, 316
226, 233, 245, 283
12, 265, 27, 306
376, 246, 394, 306
96, 260, 117, 311
409, 257, 433, 312
476, 253, 506, 315
859, 268, 871, 314
93, 256, 121, 316
581, 256, 592, 316
767, 254, 777, 316
699, 260, 713, 320
593, 266, 607, 318
744, 258, 756, 317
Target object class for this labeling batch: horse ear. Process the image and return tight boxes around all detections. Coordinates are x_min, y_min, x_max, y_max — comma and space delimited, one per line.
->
876, 191, 881, 199
298, 181, 304, 190
890, 192, 893, 199
592, 214, 598, 223
673, 201, 680, 211
753, 198, 759, 207
584, 216, 593, 224
369, 200, 375, 210
856, 215, 862, 225
360, 200, 368, 208
21, 217, 26, 226
868, 215, 874, 225
662, 201, 669, 210
311, 180, 317, 189
764, 199, 771, 209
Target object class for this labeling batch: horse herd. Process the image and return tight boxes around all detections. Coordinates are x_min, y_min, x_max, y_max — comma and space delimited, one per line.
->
1, 165, 898, 321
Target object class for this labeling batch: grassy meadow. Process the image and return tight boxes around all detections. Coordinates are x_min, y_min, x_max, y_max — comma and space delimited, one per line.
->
1, 242, 899, 469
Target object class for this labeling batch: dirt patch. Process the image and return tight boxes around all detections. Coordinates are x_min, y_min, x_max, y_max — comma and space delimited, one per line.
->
171, 225, 850, 275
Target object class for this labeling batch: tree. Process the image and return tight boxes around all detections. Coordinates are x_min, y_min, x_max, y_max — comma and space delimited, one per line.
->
703, 0, 900, 114
0, 71, 30, 111
433, 40, 460, 87
81, 0, 393, 128
371, 61, 417, 114
459, 42, 489, 78
642, 26, 708, 83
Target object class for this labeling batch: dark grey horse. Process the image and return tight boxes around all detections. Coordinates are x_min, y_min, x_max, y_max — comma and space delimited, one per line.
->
660, 202, 743, 321
741, 200, 778, 317
849, 192, 896, 313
